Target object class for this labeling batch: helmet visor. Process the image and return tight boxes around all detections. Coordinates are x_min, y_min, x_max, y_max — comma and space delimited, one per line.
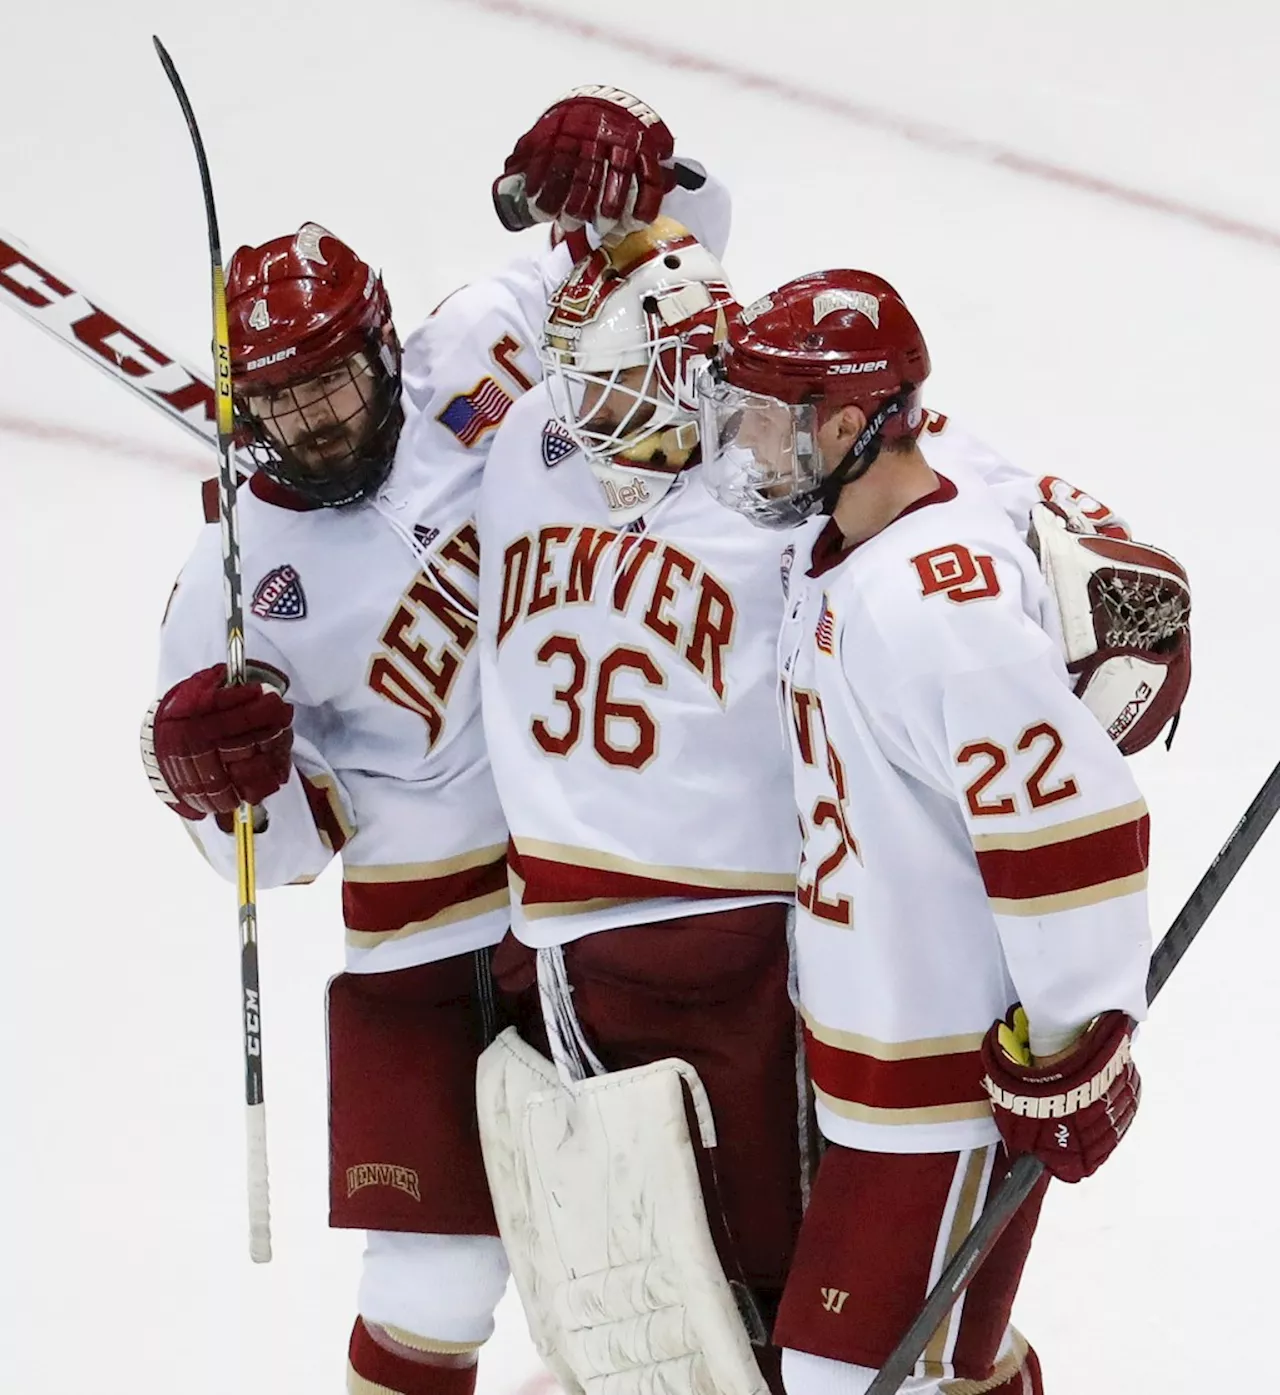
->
697, 372, 824, 530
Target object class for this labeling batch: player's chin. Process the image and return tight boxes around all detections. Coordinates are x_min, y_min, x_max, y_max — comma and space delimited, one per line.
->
292, 434, 363, 471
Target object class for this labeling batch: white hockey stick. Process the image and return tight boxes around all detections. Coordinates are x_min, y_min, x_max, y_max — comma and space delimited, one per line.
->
0, 228, 220, 451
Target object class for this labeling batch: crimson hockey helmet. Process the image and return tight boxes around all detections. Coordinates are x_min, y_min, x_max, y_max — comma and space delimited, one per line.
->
226, 223, 402, 507
699, 270, 931, 529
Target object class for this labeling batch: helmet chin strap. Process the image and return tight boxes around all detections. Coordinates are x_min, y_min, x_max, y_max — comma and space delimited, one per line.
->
814, 393, 905, 517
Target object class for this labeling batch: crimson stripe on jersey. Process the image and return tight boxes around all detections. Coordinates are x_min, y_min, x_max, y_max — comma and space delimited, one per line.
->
343, 855, 508, 934
300, 772, 351, 854
974, 813, 1149, 903
511, 841, 778, 908
803, 1027, 986, 1112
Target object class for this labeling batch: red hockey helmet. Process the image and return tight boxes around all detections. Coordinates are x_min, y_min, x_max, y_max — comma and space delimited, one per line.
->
226, 223, 402, 507
699, 270, 931, 528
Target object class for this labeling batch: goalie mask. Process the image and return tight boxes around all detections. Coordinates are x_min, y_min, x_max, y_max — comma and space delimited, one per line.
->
542, 217, 736, 524
227, 223, 403, 508
699, 270, 930, 530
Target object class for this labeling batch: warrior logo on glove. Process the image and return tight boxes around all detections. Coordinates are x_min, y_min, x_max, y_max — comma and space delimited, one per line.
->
981, 1005, 1141, 1183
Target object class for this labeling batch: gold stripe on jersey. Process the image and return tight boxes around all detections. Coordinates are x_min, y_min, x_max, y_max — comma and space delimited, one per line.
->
987, 869, 1148, 918
344, 888, 510, 950
969, 798, 1148, 853
513, 836, 796, 893
343, 844, 508, 883
923, 1148, 991, 1376
812, 1084, 991, 1128
801, 1008, 985, 1062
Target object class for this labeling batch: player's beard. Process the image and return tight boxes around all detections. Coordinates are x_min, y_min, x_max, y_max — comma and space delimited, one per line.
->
280, 410, 376, 475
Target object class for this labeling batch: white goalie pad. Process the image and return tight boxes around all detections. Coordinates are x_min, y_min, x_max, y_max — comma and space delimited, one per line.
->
476, 1027, 769, 1395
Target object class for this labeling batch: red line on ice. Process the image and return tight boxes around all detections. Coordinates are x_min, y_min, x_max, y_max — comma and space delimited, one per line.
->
0, 413, 208, 472
458, 0, 1280, 255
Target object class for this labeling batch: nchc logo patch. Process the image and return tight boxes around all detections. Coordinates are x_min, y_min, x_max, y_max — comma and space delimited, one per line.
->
541, 417, 578, 467
251, 564, 307, 620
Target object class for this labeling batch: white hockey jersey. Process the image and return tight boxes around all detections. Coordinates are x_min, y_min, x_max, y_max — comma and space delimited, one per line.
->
156, 174, 735, 973
158, 452, 506, 975
477, 383, 801, 948
778, 461, 1152, 1156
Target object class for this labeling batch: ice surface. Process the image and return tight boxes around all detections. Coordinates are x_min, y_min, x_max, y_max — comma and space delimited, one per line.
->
3, 2, 1278, 1390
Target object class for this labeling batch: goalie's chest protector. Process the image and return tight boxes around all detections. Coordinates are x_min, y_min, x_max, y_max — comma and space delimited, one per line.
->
477, 387, 799, 947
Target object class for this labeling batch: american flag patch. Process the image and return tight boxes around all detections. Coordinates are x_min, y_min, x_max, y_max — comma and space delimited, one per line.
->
541, 417, 578, 467
436, 376, 513, 447
251, 564, 306, 620
815, 595, 836, 654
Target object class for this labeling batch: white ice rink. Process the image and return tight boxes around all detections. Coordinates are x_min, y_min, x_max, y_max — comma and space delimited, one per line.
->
3, 2, 1279, 1390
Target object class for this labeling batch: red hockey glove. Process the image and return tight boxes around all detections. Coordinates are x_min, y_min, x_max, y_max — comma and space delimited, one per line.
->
141, 665, 293, 818
492, 85, 676, 237
981, 1006, 1140, 1183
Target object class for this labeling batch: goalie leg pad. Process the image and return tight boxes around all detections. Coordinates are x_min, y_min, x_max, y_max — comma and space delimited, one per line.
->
477, 1026, 770, 1395
491, 907, 805, 1297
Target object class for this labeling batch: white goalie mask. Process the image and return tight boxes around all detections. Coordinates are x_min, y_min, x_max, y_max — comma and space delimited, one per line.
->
541, 217, 736, 523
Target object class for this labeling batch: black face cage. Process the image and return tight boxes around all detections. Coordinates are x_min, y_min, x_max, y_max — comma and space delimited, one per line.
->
238, 331, 404, 508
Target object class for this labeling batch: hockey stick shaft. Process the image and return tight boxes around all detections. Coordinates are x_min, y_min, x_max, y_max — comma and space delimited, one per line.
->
154, 36, 271, 1265
0, 230, 219, 450
867, 756, 1280, 1394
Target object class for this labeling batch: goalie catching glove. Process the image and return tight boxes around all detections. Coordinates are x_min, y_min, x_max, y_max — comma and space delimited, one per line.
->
981, 1005, 1140, 1183
1029, 500, 1191, 754
140, 665, 293, 819
493, 85, 677, 238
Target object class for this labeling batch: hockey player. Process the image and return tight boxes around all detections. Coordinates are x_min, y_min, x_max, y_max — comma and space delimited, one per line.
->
698, 270, 1185, 1393
475, 219, 803, 1395
138, 85, 731, 1395
473, 233, 1189, 1395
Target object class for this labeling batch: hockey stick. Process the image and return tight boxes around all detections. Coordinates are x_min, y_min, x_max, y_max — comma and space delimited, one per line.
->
154, 36, 272, 1265
866, 756, 1280, 1394
0, 230, 218, 450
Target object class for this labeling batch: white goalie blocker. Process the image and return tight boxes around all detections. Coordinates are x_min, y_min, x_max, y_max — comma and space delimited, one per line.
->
1030, 503, 1191, 754
476, 1027, 769, 1395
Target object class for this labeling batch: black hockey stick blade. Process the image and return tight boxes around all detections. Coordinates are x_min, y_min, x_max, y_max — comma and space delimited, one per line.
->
152, 38, 224, 267
866, 755, 1280, 1395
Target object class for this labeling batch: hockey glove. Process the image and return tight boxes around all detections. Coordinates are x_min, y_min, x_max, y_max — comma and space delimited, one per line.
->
492, 85, 676, 238
1030, 504, 1191, 754
141, 665, 293, 819
981, 1005, 1140, 1183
